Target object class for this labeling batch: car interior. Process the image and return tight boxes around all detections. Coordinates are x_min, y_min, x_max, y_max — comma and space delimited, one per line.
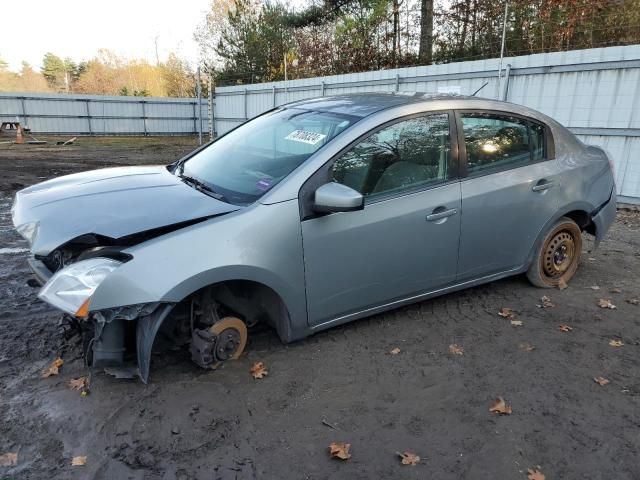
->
462, 115, 534, 173
332, 115, 450, 197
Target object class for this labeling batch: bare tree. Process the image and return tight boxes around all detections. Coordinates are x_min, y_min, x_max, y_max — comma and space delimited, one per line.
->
418, 0, 433, 64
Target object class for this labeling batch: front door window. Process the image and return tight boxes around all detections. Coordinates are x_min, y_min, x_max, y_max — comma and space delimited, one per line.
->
331, 113, 451, 199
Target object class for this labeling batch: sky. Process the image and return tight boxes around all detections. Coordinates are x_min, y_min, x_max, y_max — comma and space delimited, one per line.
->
1, 0, 213, 71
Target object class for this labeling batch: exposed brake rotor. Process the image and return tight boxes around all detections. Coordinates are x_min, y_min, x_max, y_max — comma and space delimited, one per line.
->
210, 317, 247, 362
190, 316, 247, 369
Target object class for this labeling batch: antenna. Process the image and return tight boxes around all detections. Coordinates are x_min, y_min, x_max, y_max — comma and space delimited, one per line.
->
472, 82, 489, 97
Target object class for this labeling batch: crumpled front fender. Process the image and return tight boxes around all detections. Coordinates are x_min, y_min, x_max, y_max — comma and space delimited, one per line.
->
136, 304, 175, 383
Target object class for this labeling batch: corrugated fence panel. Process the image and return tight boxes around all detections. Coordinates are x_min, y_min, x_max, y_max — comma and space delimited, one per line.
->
0, 92, 207, 135
213, 45, 640, 203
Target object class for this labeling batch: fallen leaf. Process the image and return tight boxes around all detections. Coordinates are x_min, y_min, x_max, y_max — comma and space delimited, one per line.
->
588, 257, 596, 261
593, 376, 610, 386
250, 362, 268, 379
626, 298, 639, 305
609, 339, 624, 347
527, 468, 546, 480
598, 299, 617, 309
0, 452, 17, 466
610, 288, 622, 294
449, 344, 464, 356
498, 307, 516, 319
589, 285, 600, 290
510, 319, 523, 326
68, 377, 88, 391
558, 324, 573, 332
538, 295, 554, 308
42, 357, 64, 378
558, 278, 568, 290
519, 342, 535, 352
489, 396, 512, 415
397, 451, 420, 465
388, 347, 401, 355
71, 456, 87, 466
329, 442, 351, 460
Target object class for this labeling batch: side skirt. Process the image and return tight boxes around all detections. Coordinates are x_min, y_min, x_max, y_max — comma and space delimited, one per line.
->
309, 266, 527, 333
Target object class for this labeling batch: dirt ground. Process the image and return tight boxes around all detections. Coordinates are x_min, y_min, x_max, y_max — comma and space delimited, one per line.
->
0, 137, 639, 480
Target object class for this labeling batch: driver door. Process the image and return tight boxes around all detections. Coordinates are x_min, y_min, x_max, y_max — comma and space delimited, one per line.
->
300, 112, 462, 326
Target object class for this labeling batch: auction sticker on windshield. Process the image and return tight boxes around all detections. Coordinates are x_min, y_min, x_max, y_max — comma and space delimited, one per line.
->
285, 130, 327, 145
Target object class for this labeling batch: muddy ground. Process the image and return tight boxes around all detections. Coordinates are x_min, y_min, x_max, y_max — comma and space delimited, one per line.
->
0, 136, 639, 480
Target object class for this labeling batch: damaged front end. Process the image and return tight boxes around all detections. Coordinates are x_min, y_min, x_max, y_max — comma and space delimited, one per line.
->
83, 287, 250, 383
21, 230, 223, 383
18, 225, 253, 383
25, 238, 254, 383
27, 245, 174, 383
90, 302, 176, 383
12, 165, 252, 382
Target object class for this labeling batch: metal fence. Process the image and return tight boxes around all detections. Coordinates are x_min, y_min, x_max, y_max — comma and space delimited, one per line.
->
0, 92, 207, 136
213, 45, 640, 205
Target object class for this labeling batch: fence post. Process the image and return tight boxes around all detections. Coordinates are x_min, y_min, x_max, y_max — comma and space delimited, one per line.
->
20, 97, 27, 127
208, 74, 215, 139
140, 100, 147, 136
272, 85, 276, 108
197, 66, 203, 145
502, 63, 512, 101
244, 89, 248, 120
321, 81, 325, 96
84, 100, 92, 135
395, 74, 400, 92
193, 102, 197, 136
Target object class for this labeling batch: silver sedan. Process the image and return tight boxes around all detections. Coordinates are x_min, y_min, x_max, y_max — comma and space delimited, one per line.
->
12, 93, 617, 382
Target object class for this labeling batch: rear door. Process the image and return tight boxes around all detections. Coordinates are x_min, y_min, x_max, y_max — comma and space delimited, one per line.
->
455, 110, 562, 281
300, 112, 462, 326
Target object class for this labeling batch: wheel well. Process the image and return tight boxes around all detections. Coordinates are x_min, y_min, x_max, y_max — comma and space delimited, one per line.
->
563, 210, 595, 235
184, 280, 290, 340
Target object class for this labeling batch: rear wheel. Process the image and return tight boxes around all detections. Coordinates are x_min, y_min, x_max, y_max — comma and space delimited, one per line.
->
527, 217, 582, 288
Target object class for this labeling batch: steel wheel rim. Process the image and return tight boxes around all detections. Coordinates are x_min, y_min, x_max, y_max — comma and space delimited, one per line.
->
543, 231, 576, 278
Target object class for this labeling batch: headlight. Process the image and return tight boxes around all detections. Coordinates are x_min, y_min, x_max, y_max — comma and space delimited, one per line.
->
16, 221, 39, 246
39, 258, 122, 317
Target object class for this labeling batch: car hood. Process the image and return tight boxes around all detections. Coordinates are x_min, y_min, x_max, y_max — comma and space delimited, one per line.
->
12, 165, 241, 256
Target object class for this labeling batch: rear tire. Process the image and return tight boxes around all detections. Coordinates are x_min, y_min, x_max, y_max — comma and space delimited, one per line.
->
527, 217, 582, 288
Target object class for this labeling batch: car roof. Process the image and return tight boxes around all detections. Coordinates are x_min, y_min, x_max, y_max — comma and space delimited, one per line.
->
284, 92, 477, 117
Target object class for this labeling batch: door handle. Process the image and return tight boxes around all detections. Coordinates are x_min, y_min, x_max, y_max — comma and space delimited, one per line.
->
532, 180, 555, 192
426, 207, 458, 222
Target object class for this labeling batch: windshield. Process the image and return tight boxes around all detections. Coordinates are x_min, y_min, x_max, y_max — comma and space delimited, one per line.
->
180, 108, 358, 205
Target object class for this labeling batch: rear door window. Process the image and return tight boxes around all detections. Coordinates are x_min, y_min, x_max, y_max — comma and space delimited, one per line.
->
459, 112, 547, 175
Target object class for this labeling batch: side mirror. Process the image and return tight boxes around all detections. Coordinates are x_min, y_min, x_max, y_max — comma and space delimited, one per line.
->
312, 182, 364, 213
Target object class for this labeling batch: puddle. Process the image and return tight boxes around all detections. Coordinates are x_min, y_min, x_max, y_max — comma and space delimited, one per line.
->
0, 247, 28, 254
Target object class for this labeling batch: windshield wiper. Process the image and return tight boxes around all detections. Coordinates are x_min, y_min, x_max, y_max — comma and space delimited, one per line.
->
180, 174, 210, 191
180, 174, 229, 203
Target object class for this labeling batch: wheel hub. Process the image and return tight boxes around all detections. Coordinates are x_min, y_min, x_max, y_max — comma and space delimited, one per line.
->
214, 328, 241, 361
